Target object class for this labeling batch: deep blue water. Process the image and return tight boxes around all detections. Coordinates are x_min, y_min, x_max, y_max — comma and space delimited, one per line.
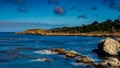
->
0, 32, 104, 68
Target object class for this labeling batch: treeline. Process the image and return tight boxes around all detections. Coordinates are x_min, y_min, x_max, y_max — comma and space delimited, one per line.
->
49, 19, 120, 33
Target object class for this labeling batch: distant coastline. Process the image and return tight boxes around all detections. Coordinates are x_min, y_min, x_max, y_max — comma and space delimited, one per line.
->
16, 19, 120, 38
16, 30, 120, 37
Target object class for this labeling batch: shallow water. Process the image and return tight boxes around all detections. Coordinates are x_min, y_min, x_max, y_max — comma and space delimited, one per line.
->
0, 32, 104, 68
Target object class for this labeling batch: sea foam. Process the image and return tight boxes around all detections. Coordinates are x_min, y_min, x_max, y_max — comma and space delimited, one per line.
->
33, 50, 58, 55
70, 62, 86, 66
31, 58, 47, 62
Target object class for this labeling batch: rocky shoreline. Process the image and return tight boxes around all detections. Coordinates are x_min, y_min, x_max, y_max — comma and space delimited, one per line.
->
15, 29, 120, 67
37, 48, 95, 67
32, 37, 120, 68
92, 37, 120, 67
16, 29, 120, 37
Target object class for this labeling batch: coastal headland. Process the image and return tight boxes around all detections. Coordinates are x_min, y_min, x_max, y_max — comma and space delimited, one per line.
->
16, 19, 120, 38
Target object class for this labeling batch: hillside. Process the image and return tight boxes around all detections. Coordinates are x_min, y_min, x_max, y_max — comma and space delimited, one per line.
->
49, 19, 120, 33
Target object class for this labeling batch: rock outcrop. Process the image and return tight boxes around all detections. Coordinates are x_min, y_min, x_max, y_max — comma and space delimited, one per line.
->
95, 57, 120, 67
16, 29, 51, 35
65, 50, 80, 58
93, 37, 120, 57
55, 48, 66, 55
76, 56, 94, 64
50, 48, 80, 58
50, 48, 94, 65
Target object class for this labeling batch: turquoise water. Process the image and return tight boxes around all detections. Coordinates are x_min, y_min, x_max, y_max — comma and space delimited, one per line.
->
0, 32, 104, 68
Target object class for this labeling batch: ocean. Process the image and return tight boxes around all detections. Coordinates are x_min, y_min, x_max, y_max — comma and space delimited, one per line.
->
0, 32, 104, 68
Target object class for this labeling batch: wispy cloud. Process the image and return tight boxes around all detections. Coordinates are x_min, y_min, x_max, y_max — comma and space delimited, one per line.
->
0, 21, 66, 28
76, 14, 88, 19
0, 21, 68, 32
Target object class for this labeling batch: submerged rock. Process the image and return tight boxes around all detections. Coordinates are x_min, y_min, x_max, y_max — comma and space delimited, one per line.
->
45, 59, 51, 62
93, 37, 120, 57
37, 58, 51, 62
76, 56, 94, 64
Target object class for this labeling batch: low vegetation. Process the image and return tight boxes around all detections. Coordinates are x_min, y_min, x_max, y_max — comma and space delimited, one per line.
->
49, 19, 120, 33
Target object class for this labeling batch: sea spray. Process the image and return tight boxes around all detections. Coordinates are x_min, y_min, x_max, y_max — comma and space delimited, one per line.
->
70, 62, 86, 66
33, 50, 58, 55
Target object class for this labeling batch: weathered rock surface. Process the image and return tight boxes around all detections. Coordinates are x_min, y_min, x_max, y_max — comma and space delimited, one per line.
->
65, 50, 80, 58
50, 48, 80, 58
93, 37, 120, 57
52, 48, 82, 58
55, 48, 66, 55
76, 56, 94, 64
95, 57, 120, 67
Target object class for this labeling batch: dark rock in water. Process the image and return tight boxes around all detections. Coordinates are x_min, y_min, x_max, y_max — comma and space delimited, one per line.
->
37, 58, 51, 62
92, 49, 106, 57
93, 37, 120, 57
50, 49, 57, 52
45, 58, 51, 62
95, 57, 120, 67
76, 56, 94, 64
54, 6, 65, 15
116, 37, 120, 42
92, 49, 99, 53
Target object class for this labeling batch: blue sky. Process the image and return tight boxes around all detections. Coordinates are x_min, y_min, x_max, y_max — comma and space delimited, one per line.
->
0, 0, 120, 32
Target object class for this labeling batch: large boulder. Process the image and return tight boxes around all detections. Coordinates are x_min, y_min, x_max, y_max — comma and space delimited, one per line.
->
93, 37, 120, 57
95, 57, 120, 67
